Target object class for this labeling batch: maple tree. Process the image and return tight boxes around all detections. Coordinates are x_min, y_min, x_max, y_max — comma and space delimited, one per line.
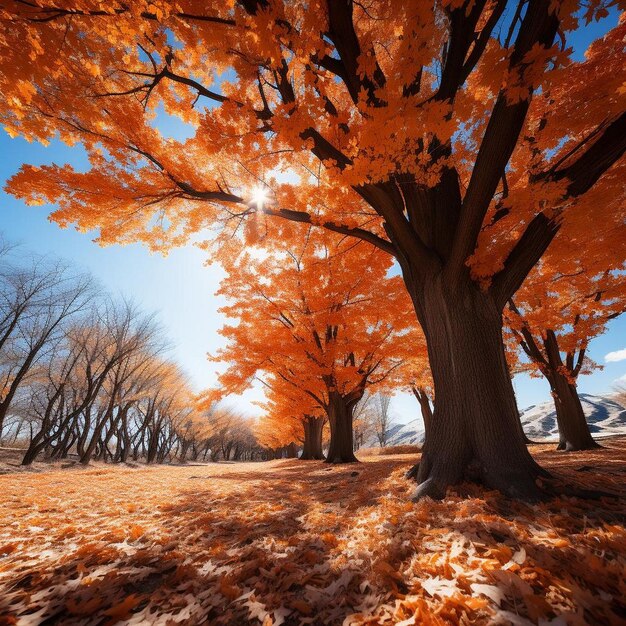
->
210, 227, 419, 463
1, 1, 625, 497
505, 216, 626, 451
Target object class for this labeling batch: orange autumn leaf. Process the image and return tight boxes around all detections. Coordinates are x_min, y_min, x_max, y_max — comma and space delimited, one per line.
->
219, 577, 242, 601
103, 594, 144, 621
0, 543, 17, 556
290, 599, 313, 615
129, 525, 145, 541
65, 597, 103, 615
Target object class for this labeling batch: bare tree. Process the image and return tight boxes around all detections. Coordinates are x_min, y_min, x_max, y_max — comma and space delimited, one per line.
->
613, 384, 626, 409
372, 394, 393, 447
352, 393, 374, 451
1, 235, 263, 466
77, 299, 164, 464
0, 256, 93, 436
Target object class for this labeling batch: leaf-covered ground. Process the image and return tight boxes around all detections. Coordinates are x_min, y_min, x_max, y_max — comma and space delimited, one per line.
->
1, 441, 625, 626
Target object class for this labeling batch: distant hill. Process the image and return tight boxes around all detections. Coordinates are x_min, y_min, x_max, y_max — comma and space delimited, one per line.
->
519, 393, 626, 441
370, 394, 626, 448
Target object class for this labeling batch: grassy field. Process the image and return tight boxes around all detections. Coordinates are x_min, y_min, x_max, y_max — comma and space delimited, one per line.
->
1, 442, 625, 625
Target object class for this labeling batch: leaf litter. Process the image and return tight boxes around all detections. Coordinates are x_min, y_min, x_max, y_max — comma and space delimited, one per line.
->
0, 441, 625, 625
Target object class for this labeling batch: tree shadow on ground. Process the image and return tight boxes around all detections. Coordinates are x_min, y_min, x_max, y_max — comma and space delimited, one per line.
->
0, 457, 410, 625
1, 448, 626, 625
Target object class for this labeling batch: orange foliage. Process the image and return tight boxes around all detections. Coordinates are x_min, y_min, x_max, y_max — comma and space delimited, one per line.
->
505, 227, 626, 384
2, 0, 625, 493
209, 227, 424, 437
0, 1, 621, 278
254, 382, 321, 450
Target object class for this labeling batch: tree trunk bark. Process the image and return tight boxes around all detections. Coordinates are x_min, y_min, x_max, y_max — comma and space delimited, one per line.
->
325, 392, 358, 463
547, 370, 599, 451
80, 408, 111, 465
21, 431, 48, 465
407, 276, 547, 500
300, 416, 325, 460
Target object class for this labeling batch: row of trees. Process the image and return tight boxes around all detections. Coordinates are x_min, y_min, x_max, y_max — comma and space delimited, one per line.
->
1, 232, 621, 469
2, 1, 625, 499
0, 235, 409, 466
0, 241, 264, 465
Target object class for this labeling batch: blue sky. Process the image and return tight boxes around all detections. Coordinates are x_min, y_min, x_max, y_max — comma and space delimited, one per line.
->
1, 7, 624, 424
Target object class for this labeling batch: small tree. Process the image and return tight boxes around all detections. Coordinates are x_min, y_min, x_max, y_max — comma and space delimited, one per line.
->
506, 259, 625, 451
373, 394, 393, 448
211, 228, 418, 462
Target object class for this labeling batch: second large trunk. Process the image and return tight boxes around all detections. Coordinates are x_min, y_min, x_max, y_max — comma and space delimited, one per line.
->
325, 392, 358, 463
301, 416, 325, 460
548, 370, 599, 451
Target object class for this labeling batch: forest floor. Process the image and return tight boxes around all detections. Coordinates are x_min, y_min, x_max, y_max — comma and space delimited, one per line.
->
0, 441, 625, 626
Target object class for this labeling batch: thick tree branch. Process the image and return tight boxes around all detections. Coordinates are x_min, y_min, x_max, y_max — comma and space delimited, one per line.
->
459, 1, 508, 85
550, 112, 626, 198
262, 207, 396, 257
13, 2, 236, 25
325, 0, 387, 106
161, 69, 230, 105
492, 212, 560, 309
437, 0, 488, 102
492, 112, 626, 307
355, 183, 439, 273
446, 0, 559, 278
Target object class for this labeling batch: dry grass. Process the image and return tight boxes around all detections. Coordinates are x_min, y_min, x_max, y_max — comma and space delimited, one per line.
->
358, 444, 422, 457
0, 441, 625, 625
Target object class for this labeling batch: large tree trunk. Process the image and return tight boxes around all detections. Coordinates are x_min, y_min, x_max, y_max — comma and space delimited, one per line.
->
300, 416, 325, 460
325, 392, 358, 463
547, 370, 599, 451
408, 276, 547, 500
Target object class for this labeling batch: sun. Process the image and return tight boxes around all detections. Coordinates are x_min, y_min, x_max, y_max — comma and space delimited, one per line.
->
249, 185, 269, 209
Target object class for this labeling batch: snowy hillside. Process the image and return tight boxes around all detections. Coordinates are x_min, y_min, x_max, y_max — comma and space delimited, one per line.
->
373, 394, 626, 448
519, 393, 626, 441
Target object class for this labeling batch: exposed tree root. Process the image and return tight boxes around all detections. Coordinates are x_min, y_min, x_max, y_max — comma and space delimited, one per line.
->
405, 462, 420, 481
556, 439, 603, 451
407, 466, 620, 503
411, 477, 445, 501
324, 455, 359, 464
407, 454, 557, 503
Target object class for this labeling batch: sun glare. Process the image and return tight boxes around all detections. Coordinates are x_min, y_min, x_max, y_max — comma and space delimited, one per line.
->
249, 185, 269, 209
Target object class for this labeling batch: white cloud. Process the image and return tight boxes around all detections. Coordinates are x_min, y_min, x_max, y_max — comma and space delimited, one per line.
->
605, 348, 626, 363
